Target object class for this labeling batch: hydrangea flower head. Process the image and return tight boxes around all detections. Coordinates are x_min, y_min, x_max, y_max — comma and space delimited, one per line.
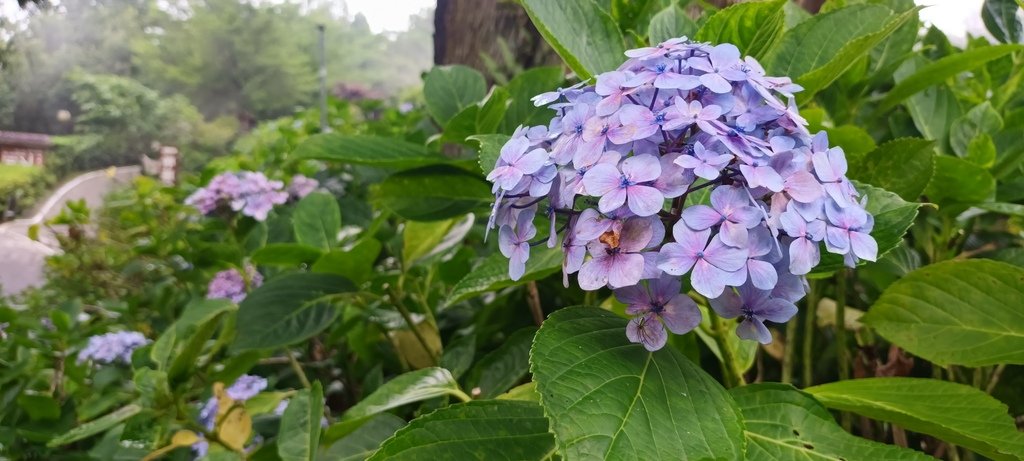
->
207, 265, 263, 303
288, 174, 319, 200
485, 37, 877, 349
185, 171, 289, 221
77, 331, 148, 365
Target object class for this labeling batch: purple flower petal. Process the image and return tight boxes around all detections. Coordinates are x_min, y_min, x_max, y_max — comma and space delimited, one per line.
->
626, 314, 668, 351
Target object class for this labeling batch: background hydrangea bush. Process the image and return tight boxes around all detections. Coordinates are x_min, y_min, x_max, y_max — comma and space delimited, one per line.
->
2, 1, 1024, 460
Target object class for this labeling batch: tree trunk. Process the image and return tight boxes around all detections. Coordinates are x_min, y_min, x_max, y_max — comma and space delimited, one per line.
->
433, 0, 561, 81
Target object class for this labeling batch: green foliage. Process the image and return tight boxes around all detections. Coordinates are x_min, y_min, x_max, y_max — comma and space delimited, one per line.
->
278, 382, 325, 461
234, 273, 355, 351
519, 0, 626, 79
694, 0, 786, 60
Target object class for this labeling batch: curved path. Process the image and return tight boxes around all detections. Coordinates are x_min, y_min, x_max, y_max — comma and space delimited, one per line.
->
0, 166, 139, 296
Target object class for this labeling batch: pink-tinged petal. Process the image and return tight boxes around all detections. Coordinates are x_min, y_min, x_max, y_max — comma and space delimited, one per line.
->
694, 163, 721, 180
499, 137, 530, 163
752, 166, 784, 192
577, 257, 610, 290
624, 47, 658, 58
657, 243, 698, 275
812, 151, 839, 182
778, 210, 807, 237
598, 187, 628, 214
672, 224, 711, 252
516, 148, 549, 175
622, 154, 662, 182
691, 259, 728, 298
705, 235, 748, 271
850, 231, 877, 261
700, 73, 732, 93
595, 71, 626, 95
487, 166, 525, 191
644, 217, 666, 250
626, 314, 667, 351
824, 183, 850, 207
708, 290, 743, 320
617, 104, 652, 125
758, 299, 798, 323
582, 164, 622, 196
626, 185, 665, 217
710, 43, 741, 65
596, 94, 623, 117
564, 244, 585, 274
661, 294, 701, 334
498, 225, 517, 257
825, 227, 851, 253
784, 170, 824, 203
619, 217, 655, 252
608, 253, 645, 288
828, 148, 848, 176
788, 237, 819, 275
614, 283, 650, 307
736, 318, 773, 344
723, 266, 747, 288
719, 219, 749, 247
747, 259, 778, 290
674, 155, 701, 169
654, 72, 700, 90
640, 251, 662, 279
573, 138, 608, 168
508, 243, 529, 280
730, 206, 764, 228
710, 185, 745, 210
806, 220, 826, 241
707, 154, 734, 168
574, 208, 610, 240
607, 124, 638, 145
699, 104, 722, 120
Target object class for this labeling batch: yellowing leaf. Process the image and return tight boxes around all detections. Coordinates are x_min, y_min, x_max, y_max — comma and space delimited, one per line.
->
141, 430, 200, 461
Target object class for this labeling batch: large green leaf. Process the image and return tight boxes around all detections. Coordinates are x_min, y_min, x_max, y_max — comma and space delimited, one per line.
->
251, 243, 324, 267
499, 67, 565, 133
879, 44, 1024, 112
796, 7, 921, 103
647, 4, 698, 47
402, 216, 472, 268
530, 307, 746, 460
863, 259, 1024, 366
951, 102, 1004, 158
868, 0, 919, 82
234, 273, 354, 350
311, 239, 382, 285
693, 303, 757, 375
373, 165, 492, 221
367, 401, 555, 461
469, 134, 511, 176
893, 57, 962, 153
445, 246, 562, 306
519, 0, 626, 80
290, 134, 445, 169
423, 65, 487, 126
293, 192, 341, 250
982, 0, 1024, 44
320, 414, 405, 461
465, 327, 536, 399
814, 182, 919, 273
162, 299, 236, 381
278, 381, 325, 461
47, 404, 142, 447
732, 384, 933, 461
849, 138, 935, 201
341, 368, 465, 422
806, 378, 1024, 461
765, 4, 891, 78
924, 155, 996, 207
694, 0, 786, 60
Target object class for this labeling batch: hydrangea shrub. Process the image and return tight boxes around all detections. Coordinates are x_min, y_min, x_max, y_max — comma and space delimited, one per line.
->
486, 37, 877, 350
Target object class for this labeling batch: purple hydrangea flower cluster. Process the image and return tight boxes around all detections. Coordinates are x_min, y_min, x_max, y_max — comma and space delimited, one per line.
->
288, 174, 319, 200
206, 266, 263, 303
486, 38, 877, 350
185, 171, 289, 221
77, 331, 148, 365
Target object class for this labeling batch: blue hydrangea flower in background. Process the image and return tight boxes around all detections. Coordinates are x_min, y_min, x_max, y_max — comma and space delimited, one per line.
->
77, 331, 148, 365
485, 37, 877, 349
185, 171, 289, 221
287, 174, 319, 200
207, 265, 263, 303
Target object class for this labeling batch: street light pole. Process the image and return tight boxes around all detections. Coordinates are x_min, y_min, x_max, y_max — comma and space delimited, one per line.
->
317, 24, 328, 132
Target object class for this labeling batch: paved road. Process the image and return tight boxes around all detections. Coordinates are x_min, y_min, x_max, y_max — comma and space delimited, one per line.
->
0, 166, 140, 297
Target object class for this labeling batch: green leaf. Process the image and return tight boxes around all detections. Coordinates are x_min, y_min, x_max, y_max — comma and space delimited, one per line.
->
695, 0, 786, 60
825, 125, 876, 167
497, 382, 541, 402
47, 404, 142, 447
519, 0, 626, 80
291, 134, 445, 169
423, 65, 487, 126
796, 7, 921, 103
766, 4, 892, 78
924, 155, 996, 206
951, 102, 1004, 158
402, 216, 471, 268
693, 303, 757, 374
166, 299, 236, 381
341, 368, 465, 422
814, 182, 919, 273
530, 307, 745, 459
967, 133, 998, 168
445, 246, 562, 306
244, 391, 290, 415
476, 87, 511, 134
17, 394, 61, 421
469, 134, 511, 175
499, 67, 565, 133
893, 56, 962, 153
806, 378, 1024, 461
367, 401, 555, 461
849, 138, 935, 201
312, 239, 382, 285
465, 327, 536, 399
320, 413, 404, 461
234, 273, 354, 351
278, 382, 325, 461
293, 192, 341, 250
863, 259, 1024, 366
982, 0, 1024, 44
732, 383, 934, 461
438, 334, 476, 381
648, 4, 698, 48
251, 243, 325, 267
440, 105, 480, 146
976, 201, 1024, 216
373, 165, 492, 221
879, 44, 1024, 112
